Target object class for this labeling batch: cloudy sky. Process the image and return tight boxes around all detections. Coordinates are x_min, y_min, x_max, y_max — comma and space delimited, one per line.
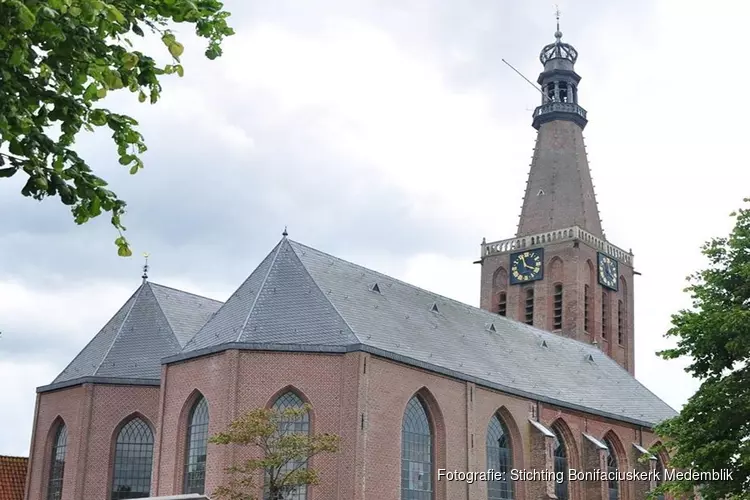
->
2, 0, 749, 456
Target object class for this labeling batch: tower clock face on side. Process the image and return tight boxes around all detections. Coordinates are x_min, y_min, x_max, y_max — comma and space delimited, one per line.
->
509, 249, 544, 285
597, 252, 619, 290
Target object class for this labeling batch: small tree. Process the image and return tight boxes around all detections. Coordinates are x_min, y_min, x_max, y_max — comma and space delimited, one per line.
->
209, 403, 340, 500
654, 199, 750, 500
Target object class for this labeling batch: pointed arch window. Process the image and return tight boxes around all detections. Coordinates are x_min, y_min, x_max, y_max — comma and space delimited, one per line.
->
47, 423, 67, 500
605, 438, 619, 500
111, 417, 154, 500
552, 429, 568, 500
184, 396, 209, 494
401, 396, 433, 500
487, 415, 513, 500
269, 391, 310, 500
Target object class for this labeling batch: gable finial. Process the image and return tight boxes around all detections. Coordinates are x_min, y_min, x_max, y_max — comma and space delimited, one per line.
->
142, 252, 150, 283
282, 226, 288, 237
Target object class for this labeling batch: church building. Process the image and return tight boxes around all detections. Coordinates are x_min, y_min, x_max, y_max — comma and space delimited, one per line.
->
23, 26, 675, 500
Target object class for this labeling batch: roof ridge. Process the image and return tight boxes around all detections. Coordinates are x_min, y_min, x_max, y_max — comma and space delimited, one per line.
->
237, 238, 286, 342
148, 281, 223, 304
0, 455, 27, 460
287, 239, 476, 309
287, 239, 608, 353
287, 242, 359, 344
92, 284, 145, 376
143, 282, 180, 345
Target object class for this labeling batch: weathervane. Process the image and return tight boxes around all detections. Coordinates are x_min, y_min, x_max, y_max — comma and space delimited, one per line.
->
142, 252, 150, 283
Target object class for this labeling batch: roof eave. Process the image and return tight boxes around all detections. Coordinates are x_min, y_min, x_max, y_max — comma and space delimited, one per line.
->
37, 376, 161, 394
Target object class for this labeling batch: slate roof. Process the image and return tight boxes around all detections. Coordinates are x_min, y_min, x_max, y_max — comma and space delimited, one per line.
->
517, 120, 604, 238
0, 456, 27, 500
48, 282, 222, 386
179, 238, 677, 427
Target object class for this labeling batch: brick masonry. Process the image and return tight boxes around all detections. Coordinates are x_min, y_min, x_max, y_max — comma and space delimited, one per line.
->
480, 239, 636, 375
26, 351, 665, 500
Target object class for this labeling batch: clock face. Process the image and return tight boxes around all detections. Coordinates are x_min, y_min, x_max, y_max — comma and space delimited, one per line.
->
509, 249, 544, 285
597, 252, 619, 290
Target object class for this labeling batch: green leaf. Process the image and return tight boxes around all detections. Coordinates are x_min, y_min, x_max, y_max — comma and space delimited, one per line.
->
122, 53, 139, 71
0, 167, 19, 178
118, 155, 135, 165
205, 46, 221, 60
174, 64, 185, 77
11, 0, 37, 29
161, 33, 177, 46
138, 91, 147, 103
117, 242, 132, 257
168, 42, 185, 58
84, 83, 99, 101
90, 109, 108, 126
106, 5, 126, 23
8, 140, 23, 156
9, 47, 25, 66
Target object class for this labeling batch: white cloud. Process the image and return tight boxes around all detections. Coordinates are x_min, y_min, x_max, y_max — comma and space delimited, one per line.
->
0, 280, 134, 345
0, 360, 59, 456
222, 20, 521, 226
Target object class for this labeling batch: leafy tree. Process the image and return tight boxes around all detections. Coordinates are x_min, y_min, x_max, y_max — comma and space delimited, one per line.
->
209, 403, 340, 500
0, 0, 233, 256
654, 199, 750, 500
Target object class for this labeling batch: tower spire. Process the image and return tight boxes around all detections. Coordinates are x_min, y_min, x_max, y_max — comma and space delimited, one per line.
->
516, 23, 603, 237
142, 252, 150, 283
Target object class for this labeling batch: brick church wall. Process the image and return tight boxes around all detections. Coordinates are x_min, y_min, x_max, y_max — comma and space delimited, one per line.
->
25, 384, 159, 500
26, 351, 663, 500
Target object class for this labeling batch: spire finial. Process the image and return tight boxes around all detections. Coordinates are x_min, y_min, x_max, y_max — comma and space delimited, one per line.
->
282, 226, 288, 237
141, 252, 150, 283
554, 5, 563, 40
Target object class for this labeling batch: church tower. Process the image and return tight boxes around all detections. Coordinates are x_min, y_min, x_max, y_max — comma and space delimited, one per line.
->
478, 23, 636, 374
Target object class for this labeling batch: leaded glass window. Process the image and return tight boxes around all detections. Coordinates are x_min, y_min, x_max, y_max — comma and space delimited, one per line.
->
47, 423, 67, 500
553, 429, 568, 500
111, 418, 154, 499
401, 396, 433, 500
605, 439, 619, 500
487, 415, 513, 500
267, 392, 310, 500
184, 396, 209, 494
